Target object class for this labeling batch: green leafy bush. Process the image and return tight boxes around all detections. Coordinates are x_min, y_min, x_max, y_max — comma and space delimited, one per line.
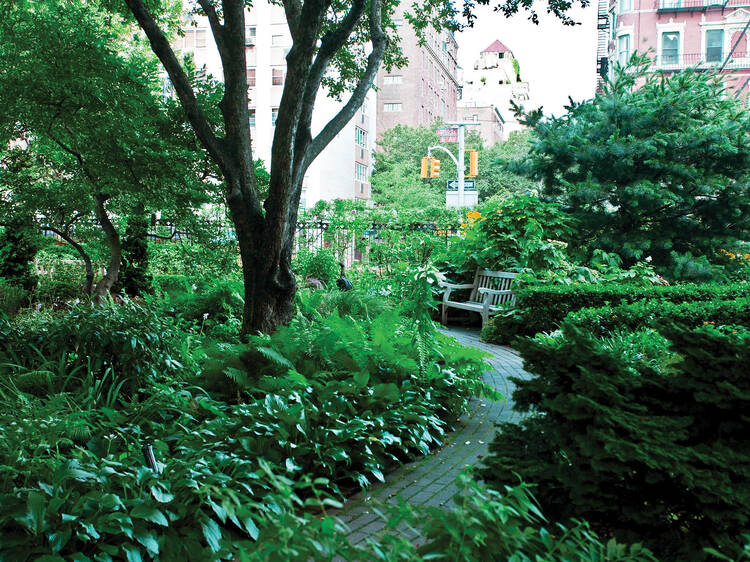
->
482, 281, 750, 344
293, 247, 339, 287
295, 288, 392, 320
0, 278, 28, 316
1, 300, 184, 397
0, 284, 496, 560
35, 262, 86, 303
0, 221, 40, 290
198, 307, 495, 492
446, 195, 575, 277
151, 274, 193, 295
148, 240, 240, 278
370, 472, 656, 561
480, 322, 750, 559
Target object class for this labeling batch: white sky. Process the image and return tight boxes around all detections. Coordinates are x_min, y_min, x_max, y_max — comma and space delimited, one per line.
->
455, 3, 598, 117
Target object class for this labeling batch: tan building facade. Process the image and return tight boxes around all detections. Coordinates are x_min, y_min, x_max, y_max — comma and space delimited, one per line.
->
456, 104, 505, 146
375, 4, 460, 138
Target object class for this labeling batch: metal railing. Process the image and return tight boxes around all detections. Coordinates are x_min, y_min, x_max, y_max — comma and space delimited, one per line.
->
657, 0, 728, 11
294, 220, 462, 266
41, 218, 463, 267
655, 52, 750, 70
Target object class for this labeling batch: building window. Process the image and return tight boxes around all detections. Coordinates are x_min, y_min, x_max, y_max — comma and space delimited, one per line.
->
195, 30, 207, 48
618, 0, 632, 12
182, 29, 205, 50
383, 75, 403, 85
706, 29, 724, 63
271, 108, 279, 126
610, 9, 616, 41
249, 108, 256, 128
355, 162, 368, 182
247, 68, 256, 87
272, 68, 285, 86
661, 31, 680, 65
355, 127, 367, 147
245, 26, 256, 46
618, 34, 631, 65
272, 34, 285, 46
383, 103, 402, 112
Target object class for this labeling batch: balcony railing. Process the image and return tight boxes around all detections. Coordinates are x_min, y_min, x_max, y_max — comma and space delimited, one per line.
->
658, 0, 727, 11
655, 52, 750, 70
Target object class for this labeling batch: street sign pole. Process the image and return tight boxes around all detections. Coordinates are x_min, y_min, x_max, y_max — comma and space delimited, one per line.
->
457, 125, 465, 207
444, 122, 480, 208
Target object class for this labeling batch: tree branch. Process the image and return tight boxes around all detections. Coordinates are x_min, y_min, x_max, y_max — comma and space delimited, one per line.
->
123, 0, 225, 169
197, 0, 225, 51
304, 0, 387, 172
292, 0, 367, 178
282, 0, 303, 38
45, 225, 95, 295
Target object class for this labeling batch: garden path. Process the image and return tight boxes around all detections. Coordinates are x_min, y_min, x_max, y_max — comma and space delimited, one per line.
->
334, 326, 531, 546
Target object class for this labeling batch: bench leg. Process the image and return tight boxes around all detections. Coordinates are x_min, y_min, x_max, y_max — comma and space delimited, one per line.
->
441, 303, 448, 325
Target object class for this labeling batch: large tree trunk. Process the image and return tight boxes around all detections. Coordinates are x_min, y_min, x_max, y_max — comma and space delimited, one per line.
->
92, 194, 121, 299
225, 174, 297, 334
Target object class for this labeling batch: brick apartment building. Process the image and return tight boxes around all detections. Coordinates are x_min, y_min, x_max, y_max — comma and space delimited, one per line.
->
375, 4, 460, 138
597, 0, 750, 97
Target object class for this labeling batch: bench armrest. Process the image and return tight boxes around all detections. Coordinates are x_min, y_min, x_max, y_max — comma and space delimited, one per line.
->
477, 288, 514, 296
478, 287, 516, 309
440, 282, 474, 290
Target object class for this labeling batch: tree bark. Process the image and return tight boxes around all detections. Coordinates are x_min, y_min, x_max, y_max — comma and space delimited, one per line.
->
92, 194, 121, 299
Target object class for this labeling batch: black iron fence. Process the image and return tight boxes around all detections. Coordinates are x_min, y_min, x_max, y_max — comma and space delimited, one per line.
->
41, 218, 463, 266
294, 220, 462, 265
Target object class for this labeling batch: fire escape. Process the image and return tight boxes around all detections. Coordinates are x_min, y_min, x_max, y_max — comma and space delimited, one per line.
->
596, 0, 610, 93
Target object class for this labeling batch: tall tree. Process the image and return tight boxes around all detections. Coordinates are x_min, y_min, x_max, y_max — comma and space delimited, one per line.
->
515, 58, 750, 275
118, 0, 582, 333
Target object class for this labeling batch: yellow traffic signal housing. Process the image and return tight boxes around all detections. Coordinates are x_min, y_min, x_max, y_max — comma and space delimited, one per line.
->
420, 156, 430, 178
467, 150, 479, 178
430, 158, 441, 178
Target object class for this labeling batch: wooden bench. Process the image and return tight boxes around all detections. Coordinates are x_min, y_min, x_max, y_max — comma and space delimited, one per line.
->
440, 268, 517, 327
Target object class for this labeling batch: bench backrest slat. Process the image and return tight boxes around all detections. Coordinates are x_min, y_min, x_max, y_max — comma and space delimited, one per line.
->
468, 268, 516, 305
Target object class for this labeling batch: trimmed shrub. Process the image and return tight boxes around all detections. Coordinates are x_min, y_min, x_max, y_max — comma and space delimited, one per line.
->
482, 281, 750, 344
569, 296, 750, 336
151, 274, 193, 295
480, 322, 750, 559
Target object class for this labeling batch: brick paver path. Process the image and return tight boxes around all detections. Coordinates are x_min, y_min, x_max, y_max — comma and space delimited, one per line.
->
334, 326, 531, 545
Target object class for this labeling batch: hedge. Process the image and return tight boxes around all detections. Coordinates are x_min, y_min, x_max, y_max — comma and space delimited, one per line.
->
480, 322, 750, 559
568, 296, 750, 336
482, 282, 750, 344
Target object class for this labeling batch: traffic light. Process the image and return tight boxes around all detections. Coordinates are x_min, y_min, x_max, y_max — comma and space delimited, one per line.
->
420, 156, 430, 178
430, 158, 441, 178
467, 150, 478, 178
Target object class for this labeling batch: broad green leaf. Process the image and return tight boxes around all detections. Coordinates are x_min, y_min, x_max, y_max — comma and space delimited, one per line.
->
201, 517, 222, 552
130, 505, 168, 527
